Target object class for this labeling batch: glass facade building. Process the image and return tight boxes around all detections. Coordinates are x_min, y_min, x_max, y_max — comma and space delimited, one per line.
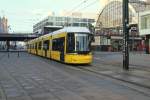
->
0, 17, 8, 33
0, 16, 8, 50
96, 0, 150, 35
140, 14, 150, 30
93, 0, 150, 51
139, 10, 150, 53
33, 16, 95, 34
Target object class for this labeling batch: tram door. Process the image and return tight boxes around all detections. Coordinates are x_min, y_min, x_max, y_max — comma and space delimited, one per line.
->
44, 47, 47, 57
35, 43, 38, 55
60, 37, 65, 62
43, 40, 49, 57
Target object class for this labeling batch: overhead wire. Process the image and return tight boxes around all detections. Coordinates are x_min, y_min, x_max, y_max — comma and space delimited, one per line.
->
69, 0, 89, 12
77, 0, 99, 12
66, 0, 89, 16
66, 0, 99, 16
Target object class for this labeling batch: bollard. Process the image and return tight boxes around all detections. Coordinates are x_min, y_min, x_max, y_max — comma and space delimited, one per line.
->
8, 51, 9, 58
18, 51, 20, 57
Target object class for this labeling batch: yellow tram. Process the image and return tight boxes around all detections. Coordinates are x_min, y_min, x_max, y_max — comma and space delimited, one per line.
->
27, 27, 93, 64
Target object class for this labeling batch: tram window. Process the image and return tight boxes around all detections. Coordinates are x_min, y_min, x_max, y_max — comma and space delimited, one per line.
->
52, 37, 64, 51
32, 44, 34, 49
33, 44, 34, 49
29, 44, 31, 49
30, 44, 32, 49
33, 44, 35, 49
34, 44, 35, 49
52, 39, 58, 50
27, 44, 29, 49
59, 38, 65, 51
75, 33, 90, 52
30, 44, 31, 49
43, 40, 49, 50
31, 44, 32, 49
67, 33, 75, 53
38, 42, 42, 49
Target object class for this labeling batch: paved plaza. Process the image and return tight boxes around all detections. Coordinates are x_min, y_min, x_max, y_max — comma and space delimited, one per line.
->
0, 52, 150, 100
92, 52, 150, 89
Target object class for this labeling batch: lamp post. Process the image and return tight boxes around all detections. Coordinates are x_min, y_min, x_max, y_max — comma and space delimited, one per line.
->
123, 0, 129, 70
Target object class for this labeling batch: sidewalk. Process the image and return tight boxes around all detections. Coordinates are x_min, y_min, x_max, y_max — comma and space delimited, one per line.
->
90, 52, 150, 89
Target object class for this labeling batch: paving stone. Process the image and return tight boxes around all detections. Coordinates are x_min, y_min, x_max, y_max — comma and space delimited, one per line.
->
31, 93, 59, 100
0, 52, 150, 100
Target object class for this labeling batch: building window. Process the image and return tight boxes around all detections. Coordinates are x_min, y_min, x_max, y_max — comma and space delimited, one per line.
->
80, 23, 87, 27
73, 23, 79, 26
46, 22, 53, 26
141, 16, 148, 29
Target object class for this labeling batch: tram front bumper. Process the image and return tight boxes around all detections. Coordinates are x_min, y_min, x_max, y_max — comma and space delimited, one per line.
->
65, 54, 92, 64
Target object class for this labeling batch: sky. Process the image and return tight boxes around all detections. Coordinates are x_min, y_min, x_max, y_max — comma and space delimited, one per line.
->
0, 0, 102, 33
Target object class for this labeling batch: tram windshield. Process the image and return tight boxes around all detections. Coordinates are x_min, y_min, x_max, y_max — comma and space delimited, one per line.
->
67, 33, 91, 54
75, 34, 90, 52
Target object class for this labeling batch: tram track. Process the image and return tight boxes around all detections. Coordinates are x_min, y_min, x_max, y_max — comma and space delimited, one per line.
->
1, 52, 150, 99
33, 53, 150, 89
37, 56, 150, 97
3, 52, 150, 100
73, 64, 150, 97
93, 58, 150, 73
25, 52, 150, 97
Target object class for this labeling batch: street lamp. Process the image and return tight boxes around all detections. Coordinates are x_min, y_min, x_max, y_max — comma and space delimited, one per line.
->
122, 0, 149, 70
123, 0, 129, 70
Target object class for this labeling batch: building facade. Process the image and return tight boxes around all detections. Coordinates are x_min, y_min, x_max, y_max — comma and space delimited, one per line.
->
94, 0, 150, 51
0, 16, 8, 50
0, 17, 8, 33
33, 16, 95, 34
139, 10, 150, 53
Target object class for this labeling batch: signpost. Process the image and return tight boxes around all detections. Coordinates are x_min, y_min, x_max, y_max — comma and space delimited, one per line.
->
123, 0, 129, 70
130, 26, 137, 51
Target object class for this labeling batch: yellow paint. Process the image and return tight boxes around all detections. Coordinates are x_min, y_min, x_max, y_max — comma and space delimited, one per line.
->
27, 31, 92, 64
65, 53, 92, 64
51, 51, 60, 61
37, 50, 42, 56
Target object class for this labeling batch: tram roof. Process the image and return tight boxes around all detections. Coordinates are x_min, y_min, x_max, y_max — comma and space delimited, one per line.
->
28, 27, 91, 42
40, 27, 91, 38
52, 27, 91, 35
